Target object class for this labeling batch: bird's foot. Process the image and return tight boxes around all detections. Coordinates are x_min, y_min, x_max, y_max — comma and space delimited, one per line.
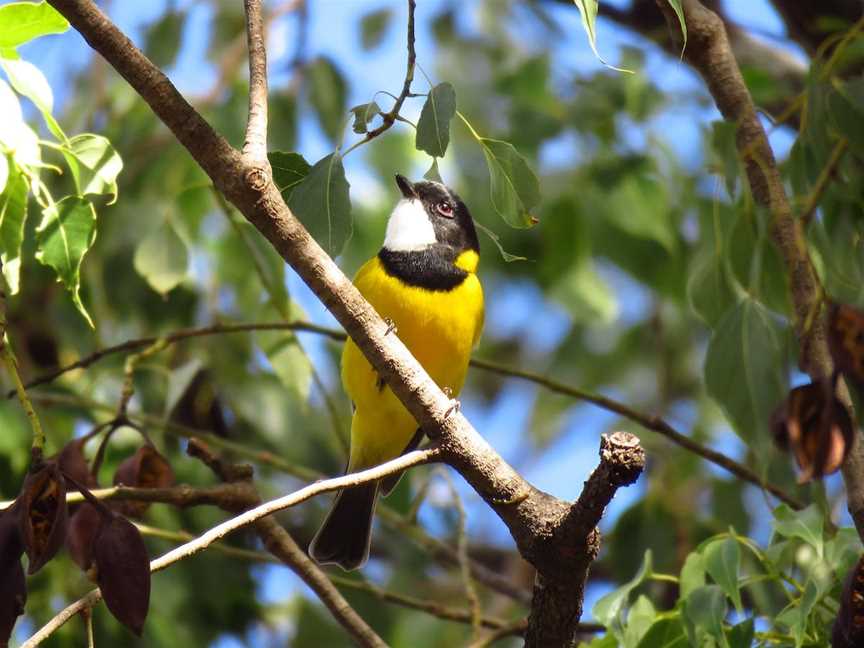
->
384, 318, 397, 336
443, 389, 461, 419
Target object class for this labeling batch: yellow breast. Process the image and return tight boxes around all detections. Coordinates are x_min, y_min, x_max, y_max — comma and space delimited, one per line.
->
341, 254, 484, 468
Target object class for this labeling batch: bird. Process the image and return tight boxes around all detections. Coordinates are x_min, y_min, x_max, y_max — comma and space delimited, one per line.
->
309, 173, 484, 570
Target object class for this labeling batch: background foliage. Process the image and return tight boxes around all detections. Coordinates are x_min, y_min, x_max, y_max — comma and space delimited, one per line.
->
2, 0, 864, 646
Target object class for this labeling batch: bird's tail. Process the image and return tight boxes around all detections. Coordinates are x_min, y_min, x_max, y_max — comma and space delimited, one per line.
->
308, 481, 379, 571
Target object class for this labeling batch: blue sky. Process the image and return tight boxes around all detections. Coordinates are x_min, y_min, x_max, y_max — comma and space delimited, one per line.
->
5, 0, 822, 645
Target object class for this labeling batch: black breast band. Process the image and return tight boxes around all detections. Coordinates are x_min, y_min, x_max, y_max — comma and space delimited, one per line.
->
378, 247, 468, 291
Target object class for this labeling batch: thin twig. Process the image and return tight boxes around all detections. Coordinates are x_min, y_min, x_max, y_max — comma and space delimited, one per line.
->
242, 0, 269, 161
22, 448, 438, 647
469, 358, 804, 509
800, 138, 848, 226
0, 281, 44, 457
438, 469, 483, 640
22, 317, 802, 507
134, 521, 522, 632
342, 0, 416, 157
16, 320, 343, 395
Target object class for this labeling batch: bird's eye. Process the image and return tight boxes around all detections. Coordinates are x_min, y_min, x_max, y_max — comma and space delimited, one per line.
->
436, 201, 454, 218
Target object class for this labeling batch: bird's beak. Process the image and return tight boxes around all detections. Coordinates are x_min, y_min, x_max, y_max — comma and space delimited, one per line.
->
395, 174, 417, 199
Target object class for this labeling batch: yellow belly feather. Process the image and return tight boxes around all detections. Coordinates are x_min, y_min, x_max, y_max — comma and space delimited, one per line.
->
342, 253, 484, 469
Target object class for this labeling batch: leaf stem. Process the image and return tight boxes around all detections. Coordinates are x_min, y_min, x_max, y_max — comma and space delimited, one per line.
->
0, 278, 45, 459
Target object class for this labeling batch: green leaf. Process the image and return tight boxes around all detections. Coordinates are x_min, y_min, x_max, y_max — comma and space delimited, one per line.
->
479, 138, 540, 228
0, 78, 41, 167
704, 297, 787, 445
360, 8, 392, 50
605, 175, 675, 252
664, 0, 687, 54
133, 221, 189, 295
593, 550, 652, 628
423, 158, 443, 183
571, 0, 629, 72
474, 220, 527, 263
0, 160, 27, 294
0, 54, 64, 140
683, 585, 727, 647
62, 134, 123, 203
416, 82, 456, 158
163, 359, 203, 418
687, 250, 737, 327
777, 579, 819, 648
679, 552, 706, 599
232, 219, 290, 314
709, 121, 740, 198
0, 55, 52, 113
257, 333, 312, 405
144, 10, 186, 69
702, 537, 743, 614
772, 504, 824, 558
829, 83, 864, 157
636, 617, 688, 648
349, 101, 380, 134
726, 619, 754, 648
624, 595, 656, 648
34, 196, 96, 326
268, 150, 311, 203
307, 56, 347, 143
288, 152, 352, 257
0, 2, 69, 49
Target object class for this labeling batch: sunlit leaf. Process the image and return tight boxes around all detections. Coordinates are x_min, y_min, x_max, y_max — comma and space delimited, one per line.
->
0, 161, 27, 293
416, 82, 456, 158
0, 1, 69, 49
62, 133, 123, 203
664, 0, 688, 54
679, 552, 705, 599
772, 503, 824, 558
288, 152, 352, 257
570, 0, 630, 72
34, 196, 96, 325
133, 221, 189, 295
1, 53, 64, 139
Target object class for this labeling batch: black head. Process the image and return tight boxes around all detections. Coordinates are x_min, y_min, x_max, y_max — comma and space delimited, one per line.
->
390, 174, 479, 254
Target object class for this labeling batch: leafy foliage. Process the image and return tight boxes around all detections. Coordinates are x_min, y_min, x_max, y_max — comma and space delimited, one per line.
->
2, 0, 864, 646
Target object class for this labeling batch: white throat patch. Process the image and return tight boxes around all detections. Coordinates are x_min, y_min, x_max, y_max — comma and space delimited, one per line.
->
382, 199, 436, 252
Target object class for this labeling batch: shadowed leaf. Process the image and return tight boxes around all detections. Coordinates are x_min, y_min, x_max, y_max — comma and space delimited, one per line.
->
94, 513, 151, 635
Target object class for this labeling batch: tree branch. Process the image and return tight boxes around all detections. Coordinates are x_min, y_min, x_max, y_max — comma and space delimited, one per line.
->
525, 432, 645, 647
43, 2, 640, 644
23, 448, 437, 646
242, 0, 269, 161
342, 0, 416, 156
22, 319, 801, 509
654, 0, 864, 539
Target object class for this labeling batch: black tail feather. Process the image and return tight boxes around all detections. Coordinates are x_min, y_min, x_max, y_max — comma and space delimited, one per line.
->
309, 482, 378, 571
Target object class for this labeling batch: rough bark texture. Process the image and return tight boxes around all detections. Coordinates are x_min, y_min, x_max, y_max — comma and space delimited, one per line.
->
525, 433, 645, 647
654, 0, 864, 540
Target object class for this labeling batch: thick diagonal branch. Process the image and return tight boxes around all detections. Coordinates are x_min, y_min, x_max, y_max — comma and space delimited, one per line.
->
654, 0, 864, 539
